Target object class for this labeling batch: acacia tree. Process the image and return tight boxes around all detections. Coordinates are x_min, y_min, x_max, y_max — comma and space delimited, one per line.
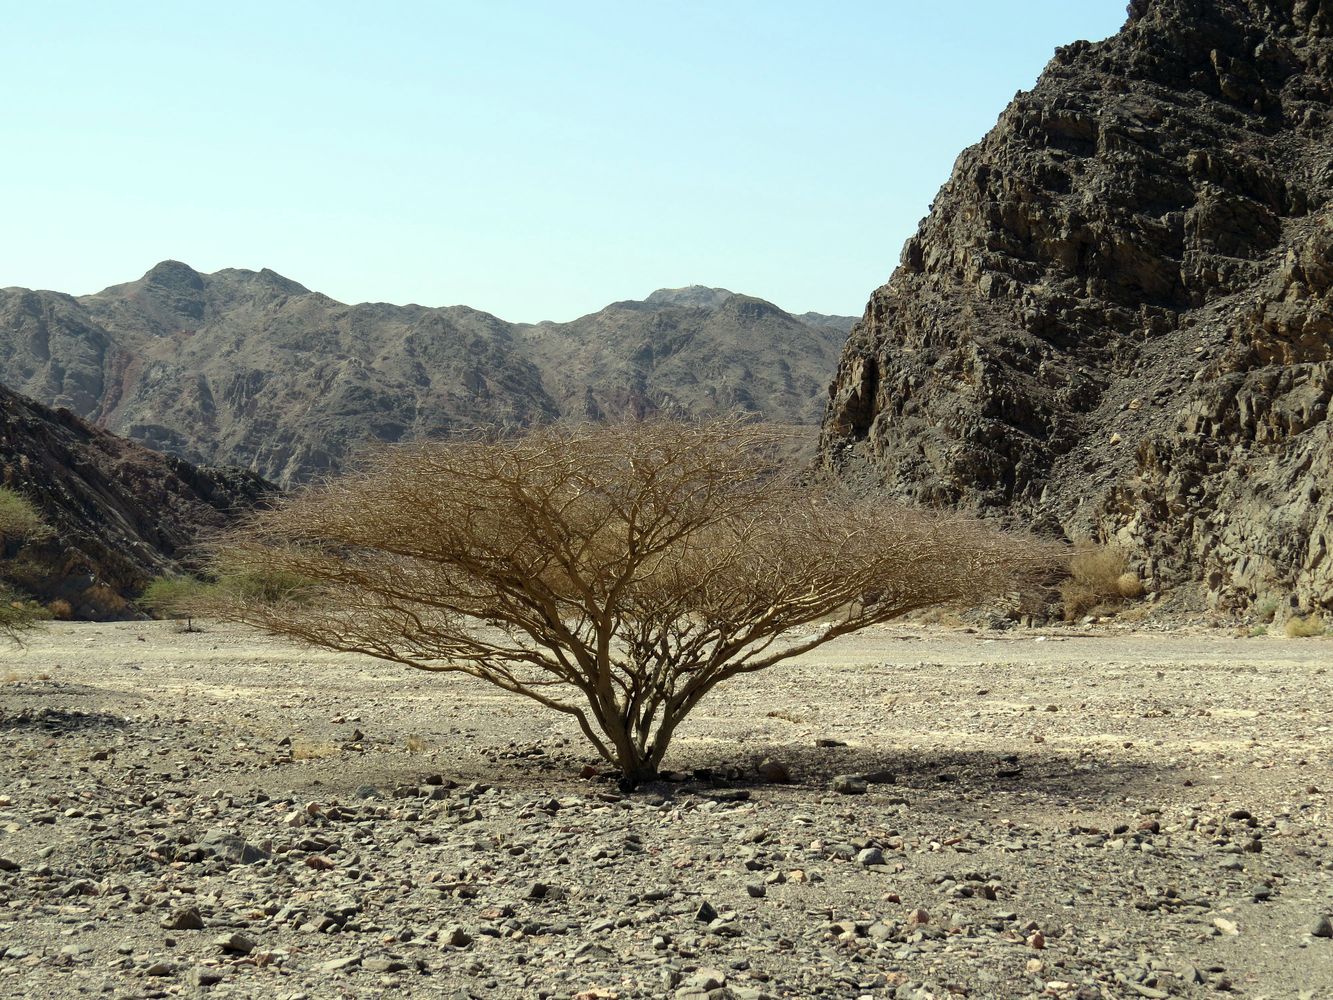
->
199, 421, 1057, 782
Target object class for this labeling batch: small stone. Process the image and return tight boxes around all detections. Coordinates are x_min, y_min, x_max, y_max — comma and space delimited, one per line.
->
755, 758, 790, 783
191, 968, 224, 986
694, 900, 718, 923
526, 882, 549, 900
687, 968, 726, 990
814, 738, 847, 748
0, 857, 19, 872
213, 932, 256, 955
856, 847, 885, 867
200, 829, 269, 865
443, 926, 472, 947
907, 908, 930, 926
1126, 984, 1169, 999
832, 775, 867, 795
318, 955, 363, 972
1310, 915, 1333, 938
144, 961, 176, 977
163, 907, 205, 931
362, 957, 409, 973
1027, 931, 1046, 949
862, 769, 896, 784
1212, 917, 1239, 935
746, 882, 766, 898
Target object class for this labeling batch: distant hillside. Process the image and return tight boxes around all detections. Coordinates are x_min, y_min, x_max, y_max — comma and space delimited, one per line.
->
0, 384, 273, 618
0, 265, 853, 486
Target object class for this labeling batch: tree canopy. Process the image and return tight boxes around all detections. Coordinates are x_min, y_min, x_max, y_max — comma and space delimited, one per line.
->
199, 420, 1058, 781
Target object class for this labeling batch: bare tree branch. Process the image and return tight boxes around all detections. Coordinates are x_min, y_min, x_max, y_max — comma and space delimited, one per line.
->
194, 418, 1063, 782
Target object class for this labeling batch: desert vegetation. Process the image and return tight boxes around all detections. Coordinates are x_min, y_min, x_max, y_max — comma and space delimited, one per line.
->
1284, 615, 1327, 638
1059, 542, 1145, 621
196, 420, 1057, 782
140, 575, 211, 632
0, 487, 52, 641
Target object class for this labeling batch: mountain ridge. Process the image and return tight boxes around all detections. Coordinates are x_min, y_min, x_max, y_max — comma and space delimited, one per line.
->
0, 264, 854, 486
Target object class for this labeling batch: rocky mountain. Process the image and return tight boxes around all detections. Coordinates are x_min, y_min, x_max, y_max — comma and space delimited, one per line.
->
0, 384, 274, 618
0, 267, 852, 487
822, 0, 1332, 614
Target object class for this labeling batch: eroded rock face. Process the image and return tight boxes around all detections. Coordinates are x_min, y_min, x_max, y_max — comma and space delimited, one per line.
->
821, 0, 1332, 612
0, 385, 274, 618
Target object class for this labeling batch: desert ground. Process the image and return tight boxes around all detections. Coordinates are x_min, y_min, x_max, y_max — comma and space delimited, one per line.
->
1, 620, 1330, 1000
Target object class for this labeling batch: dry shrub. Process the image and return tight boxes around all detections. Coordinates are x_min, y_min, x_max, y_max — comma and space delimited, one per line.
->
405, 736, 428, 753
1115, 572, 1145, 599
47, 599, 73, 620
1284, 616, 1326, 638
289, 741, 341, 761
1060, 543, 1142, 621
200, 419, 1061, 782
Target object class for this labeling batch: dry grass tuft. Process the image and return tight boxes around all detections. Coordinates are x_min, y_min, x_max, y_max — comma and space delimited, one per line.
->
1284, 616, 1326, 638
405, 735, 428, 753
289, 741, 341, 761
1061, 543, 1144, 621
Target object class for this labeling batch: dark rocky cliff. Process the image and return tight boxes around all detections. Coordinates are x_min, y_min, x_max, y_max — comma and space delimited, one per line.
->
0, 385, 274, 618
821, 0, 1332, 613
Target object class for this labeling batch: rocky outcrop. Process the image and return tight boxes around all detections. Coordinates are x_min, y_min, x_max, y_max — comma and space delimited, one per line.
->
822, 0, 1332, 613
0, 385, 274, 618
0, 268, 851, 487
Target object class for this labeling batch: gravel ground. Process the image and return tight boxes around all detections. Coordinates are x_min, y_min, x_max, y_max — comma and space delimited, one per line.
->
1, 620, 1330, 1000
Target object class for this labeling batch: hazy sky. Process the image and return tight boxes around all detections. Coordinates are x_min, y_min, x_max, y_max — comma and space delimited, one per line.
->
2, 2, 1125, 322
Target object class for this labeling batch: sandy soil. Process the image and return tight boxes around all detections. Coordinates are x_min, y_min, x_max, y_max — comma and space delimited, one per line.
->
0, 621, 1330, 999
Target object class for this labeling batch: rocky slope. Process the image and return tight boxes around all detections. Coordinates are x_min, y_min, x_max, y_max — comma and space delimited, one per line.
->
0, 269, 851, 487
0, 384, 273, 618
821, 0, 1332, 614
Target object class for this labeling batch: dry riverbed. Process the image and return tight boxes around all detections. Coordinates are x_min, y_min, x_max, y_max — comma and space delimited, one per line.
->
1, 621, 1330, 1000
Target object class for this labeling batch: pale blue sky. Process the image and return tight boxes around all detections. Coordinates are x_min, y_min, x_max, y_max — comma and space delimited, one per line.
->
1, 2, 1125, 322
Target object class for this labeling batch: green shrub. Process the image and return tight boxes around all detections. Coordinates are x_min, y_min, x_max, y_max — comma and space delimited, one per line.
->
0, 488, 49, 543
215, 565, 315, 604
140, 575, 211, 631
0, 586, 51, 643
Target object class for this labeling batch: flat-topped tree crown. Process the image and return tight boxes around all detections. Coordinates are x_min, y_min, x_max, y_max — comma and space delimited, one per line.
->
199, 419, 1059, 782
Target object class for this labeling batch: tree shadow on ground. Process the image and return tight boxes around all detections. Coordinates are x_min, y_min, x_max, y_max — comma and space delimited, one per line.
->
657, 741, 1169, 812
0, 706, 129, 734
